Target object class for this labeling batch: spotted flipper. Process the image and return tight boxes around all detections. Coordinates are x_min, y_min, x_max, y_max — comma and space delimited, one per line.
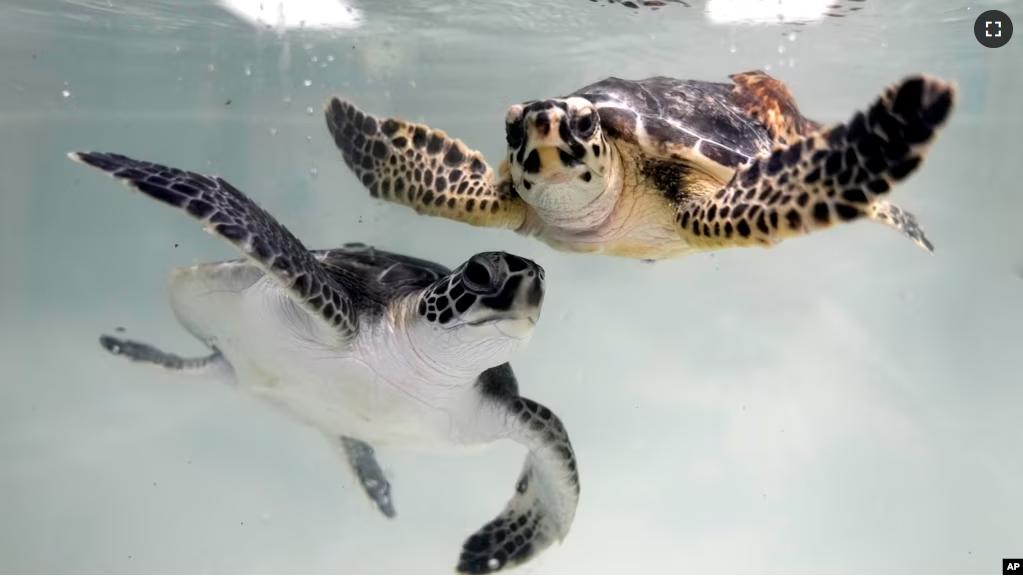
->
731, 70, 937, 253
672, 76, 955, 252
324, 97, 528, 229
338, 436, 396, 519
457, 397, 579, 575
99, 334, 228, 376
69, 152, 360, 341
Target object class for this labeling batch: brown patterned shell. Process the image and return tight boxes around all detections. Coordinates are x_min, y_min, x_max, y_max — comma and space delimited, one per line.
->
570, 71, 821, 177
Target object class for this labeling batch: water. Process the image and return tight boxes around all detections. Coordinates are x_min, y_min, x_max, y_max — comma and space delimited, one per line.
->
1, 0, 1021, 573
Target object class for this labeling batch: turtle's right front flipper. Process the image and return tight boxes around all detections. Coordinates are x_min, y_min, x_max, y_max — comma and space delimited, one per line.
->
324, 97, 529, 229
69, 152, 360, 341
673, 75, 955, 252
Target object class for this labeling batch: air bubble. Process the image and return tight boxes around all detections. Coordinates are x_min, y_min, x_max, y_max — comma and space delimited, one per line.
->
729, 44, 737, 53
306, 106, 314, 115
778, 45, 786, 54
788, 32, 797, 42
283, 96, 292, 105
208, 64, 216, 73
310, 167, 318, 178
327, 54, 335, 62
303, 79, 312, 87
62, 89, 71, 98
244, 65, 252, 77
487, 559, 500, 570
269, 128, 278, 136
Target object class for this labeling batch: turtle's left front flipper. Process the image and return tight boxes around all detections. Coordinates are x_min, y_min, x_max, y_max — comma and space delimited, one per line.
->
455, 397, 579, 575
673, 75, 955, 253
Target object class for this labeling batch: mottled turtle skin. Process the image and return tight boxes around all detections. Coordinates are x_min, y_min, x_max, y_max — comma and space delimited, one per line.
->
325, 70, 955, 260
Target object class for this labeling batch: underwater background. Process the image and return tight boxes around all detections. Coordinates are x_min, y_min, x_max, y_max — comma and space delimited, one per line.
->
1, 0, 1021, 573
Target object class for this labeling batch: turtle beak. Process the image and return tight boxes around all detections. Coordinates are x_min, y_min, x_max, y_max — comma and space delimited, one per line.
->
494, 316, 537, 340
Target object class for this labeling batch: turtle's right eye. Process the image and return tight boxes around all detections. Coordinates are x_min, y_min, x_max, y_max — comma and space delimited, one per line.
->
505, 121, 525, 149
574, 111, 595, 139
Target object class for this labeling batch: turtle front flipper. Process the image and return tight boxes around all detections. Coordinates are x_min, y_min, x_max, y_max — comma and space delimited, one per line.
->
673, 75, 955, 252
456, 397, 579, 575
337, 436, 396, 519
70, 152, 361, 341
324, 97, 529, 229
99, 334, 228, 376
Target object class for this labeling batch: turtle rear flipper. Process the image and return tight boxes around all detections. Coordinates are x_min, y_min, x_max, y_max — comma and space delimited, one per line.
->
337, 436, 396, 519
99, 334, 227, 376
324, 97, 529, 229
866, 199, 934, 253
672, 75, 955, 251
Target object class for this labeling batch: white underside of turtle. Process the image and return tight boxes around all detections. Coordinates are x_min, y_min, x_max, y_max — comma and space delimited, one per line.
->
169, 264, 461, 449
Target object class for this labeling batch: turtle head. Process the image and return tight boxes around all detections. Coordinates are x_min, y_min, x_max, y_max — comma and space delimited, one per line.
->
407, 252, 545, 377
505, 97, 614, 226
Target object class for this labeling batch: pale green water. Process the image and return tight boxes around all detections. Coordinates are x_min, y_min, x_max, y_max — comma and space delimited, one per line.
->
1, 0, 1022, 573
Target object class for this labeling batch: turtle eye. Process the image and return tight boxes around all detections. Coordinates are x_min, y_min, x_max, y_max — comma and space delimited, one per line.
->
505, 120, 525, 149
463, 260, 492, 288
574, 111, 596, 139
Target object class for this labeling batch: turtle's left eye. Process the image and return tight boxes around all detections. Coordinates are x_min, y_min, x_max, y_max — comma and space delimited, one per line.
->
506, 121, 525, 149
574, 111, 595, 139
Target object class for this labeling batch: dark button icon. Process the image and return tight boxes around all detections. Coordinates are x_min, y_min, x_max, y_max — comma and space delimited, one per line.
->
975, 10, 1013, 48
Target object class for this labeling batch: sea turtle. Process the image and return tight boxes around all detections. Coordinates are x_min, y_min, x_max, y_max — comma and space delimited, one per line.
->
324, 71, 955, 261
69, 151, 579, 575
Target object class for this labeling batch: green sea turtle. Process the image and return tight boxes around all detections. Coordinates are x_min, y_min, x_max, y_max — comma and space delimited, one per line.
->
324, 71, 954, 261
69, 151, 579, 575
